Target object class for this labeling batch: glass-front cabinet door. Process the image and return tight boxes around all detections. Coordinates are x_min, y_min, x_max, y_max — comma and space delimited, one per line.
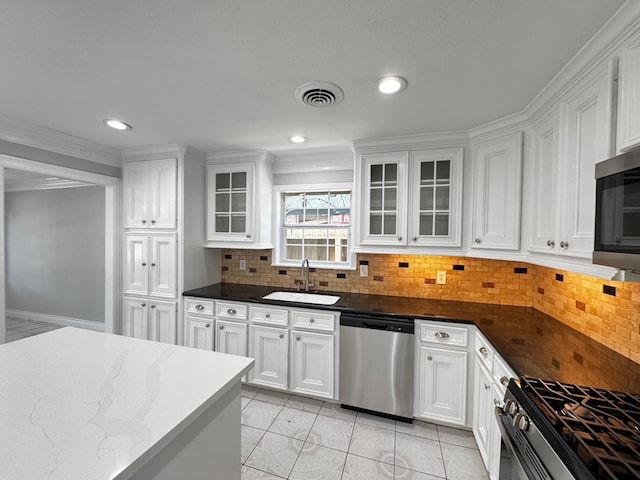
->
206, 162, 254, 242
361, 152, 408, 245
409, 149, 463, 247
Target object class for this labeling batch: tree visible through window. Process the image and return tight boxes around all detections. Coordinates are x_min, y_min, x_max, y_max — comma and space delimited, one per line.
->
283, 191, 351, 264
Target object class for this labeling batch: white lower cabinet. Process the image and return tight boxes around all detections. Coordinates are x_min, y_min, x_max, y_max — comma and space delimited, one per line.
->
473, 357, 494, 467
185, 315, 214, 350
123, 297, 176, 344
291, 330, 334, 398
216, 320, 248, 357
415, 345, 467, 425
249, 324, 288, 390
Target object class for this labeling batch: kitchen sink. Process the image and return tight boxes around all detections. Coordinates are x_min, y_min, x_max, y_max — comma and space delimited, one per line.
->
262, 291, 341, 305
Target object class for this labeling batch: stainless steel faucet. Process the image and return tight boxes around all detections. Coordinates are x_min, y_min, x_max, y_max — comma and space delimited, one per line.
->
300, 259, 314, 292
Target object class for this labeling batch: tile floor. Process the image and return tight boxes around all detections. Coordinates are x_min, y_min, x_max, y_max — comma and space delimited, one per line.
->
240, 386, 489, 480
5, 316, 63, 343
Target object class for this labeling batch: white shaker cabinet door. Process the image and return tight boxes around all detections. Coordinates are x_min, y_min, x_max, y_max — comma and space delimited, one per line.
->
122, 297, 148, 340
185, 316, 214, 351
415, 345, 467, 425
291, 330, 334, 399
147, 300, 177, 345
618, 33, 640, 153
472, 357, 494, 469
148, 233, 177, 298
148, 158, 177, 229
123, 161, 149, 228
123, 234, 149, 296
216, 320, 248, 357
249, 324, 288, 390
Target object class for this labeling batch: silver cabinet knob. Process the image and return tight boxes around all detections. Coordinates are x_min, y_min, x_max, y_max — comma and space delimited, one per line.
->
142, 262, 147, 266
434, 331, 449, 339
560, 241, 569, 249
427, 355, 433, 361
484, 383, 491, 390
141, 220, 147, 224
150, 305, 156, 309
279, 333, 284, 339
151, 263, 156, 267
412, 236, 417, 242
309, 318, 315, 323
195, 305, 204, 311
205, 323, 211, 328
265, 313, 270, 318
474, 238, 481, 243
246, 234, 251, 238
398, 236, 402, 241
296, 336, 301, 341
227, 308, 236, 315
141, 303, 146, 307
494, 398, 501, 406
219, 325, 224, 330
500, 376, 509, 386
547, 240, 555, 247
151, 220, 156, 224
479, 346, 488, 355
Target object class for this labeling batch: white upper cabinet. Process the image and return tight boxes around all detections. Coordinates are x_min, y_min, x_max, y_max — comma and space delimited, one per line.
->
123, 158, 177, 229
206, 151, 274, 248
470, 132, 523, 251
355, 143, 463, 250
618, 31, 640, 153
528, 62, 613, 258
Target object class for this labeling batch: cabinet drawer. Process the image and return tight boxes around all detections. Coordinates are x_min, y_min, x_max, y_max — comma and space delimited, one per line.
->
419, 322, 468, 347
474, 331, 495, 370
217, 302, 248, 320
185, 298, 215, 316
291, 309, 336, 332
249, 305, 289, 326
493, 354, 515, 391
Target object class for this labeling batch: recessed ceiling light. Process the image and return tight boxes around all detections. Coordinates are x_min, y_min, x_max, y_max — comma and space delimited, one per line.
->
103, 119, 132, 131
289, 135, 308, 144
377, 76, 407, 94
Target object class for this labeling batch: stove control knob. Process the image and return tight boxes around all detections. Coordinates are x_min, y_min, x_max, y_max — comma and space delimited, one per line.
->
514, 413, 530, 432
504, 399, 519, 415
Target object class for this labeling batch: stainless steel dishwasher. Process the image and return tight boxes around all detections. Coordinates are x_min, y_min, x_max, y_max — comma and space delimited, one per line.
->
339, 313, 414, 421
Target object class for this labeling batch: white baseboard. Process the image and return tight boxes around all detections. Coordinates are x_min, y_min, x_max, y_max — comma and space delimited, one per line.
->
6, 309, 105, 332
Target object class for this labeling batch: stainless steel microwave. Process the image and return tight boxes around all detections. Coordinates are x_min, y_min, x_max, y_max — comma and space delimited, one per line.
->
594, 147, 640, 271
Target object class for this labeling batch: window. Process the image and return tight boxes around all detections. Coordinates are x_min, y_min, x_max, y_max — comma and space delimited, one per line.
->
279, 190, 351, 267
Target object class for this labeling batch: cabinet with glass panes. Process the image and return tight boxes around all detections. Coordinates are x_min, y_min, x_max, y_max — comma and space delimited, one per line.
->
358, 148, 462, 248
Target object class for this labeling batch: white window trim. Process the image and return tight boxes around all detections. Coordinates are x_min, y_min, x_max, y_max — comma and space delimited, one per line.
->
273, 182, 356, 270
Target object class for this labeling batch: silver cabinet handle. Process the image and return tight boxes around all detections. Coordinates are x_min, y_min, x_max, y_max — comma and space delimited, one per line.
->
141, 303, 146, 307
151, 263, 156, 267
296, 336, 301, 341
309, 318, 315, 323
151, 220, 156, 224
279, 333, 284, 339
547, 240, 555, 247
246, 234, 251, 238
494, 398, 501, 406
265, 313, 270, 318
484, 383, 491, 390
412, 236, 417, 242
219, 325, 224, 330
205, 323, 211, 328
427, 355, 433, 361
398, 236, 402, 241
142, 262, 147, 266
434, 331, 449, 339
500, 376, 509, 386
141, 220, 147, 224
195, 305, 204, 311
479, 346, 488, 355
227, 308, 236, 315
475, 238, 481, 243
560, 241, 569, 249
150, 305, 156, 309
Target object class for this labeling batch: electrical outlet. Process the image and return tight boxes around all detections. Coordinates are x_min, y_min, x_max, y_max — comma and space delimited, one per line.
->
436, 270, 446, 284
239, 259, 246, 270
360, 264, 368, 277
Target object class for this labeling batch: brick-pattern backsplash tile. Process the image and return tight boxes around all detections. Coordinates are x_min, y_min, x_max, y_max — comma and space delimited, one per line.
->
219, 249, 640, 363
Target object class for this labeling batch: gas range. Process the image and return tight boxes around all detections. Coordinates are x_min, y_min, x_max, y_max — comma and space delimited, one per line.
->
497, 377, 640, 480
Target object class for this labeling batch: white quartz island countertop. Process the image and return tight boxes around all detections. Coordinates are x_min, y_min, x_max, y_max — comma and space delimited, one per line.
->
0, 327, 254, 480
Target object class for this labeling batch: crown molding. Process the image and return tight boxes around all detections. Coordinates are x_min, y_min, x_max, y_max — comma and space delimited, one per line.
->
206, 149, 274, 164
349, 130, 469, 154
5, 177, 93, 192
468, 112, 530, 145
121, 144, 186, 162
0, 114, 121, 167
272, 147, 353, 175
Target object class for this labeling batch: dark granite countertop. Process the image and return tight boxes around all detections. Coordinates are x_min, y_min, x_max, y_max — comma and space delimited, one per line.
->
183, 283, 640, 394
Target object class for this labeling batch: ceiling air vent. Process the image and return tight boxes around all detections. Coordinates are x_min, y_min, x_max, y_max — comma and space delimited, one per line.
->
295, 81, 344, 107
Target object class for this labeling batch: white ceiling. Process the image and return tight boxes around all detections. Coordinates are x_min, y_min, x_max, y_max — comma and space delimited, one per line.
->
0, 0, 626, 154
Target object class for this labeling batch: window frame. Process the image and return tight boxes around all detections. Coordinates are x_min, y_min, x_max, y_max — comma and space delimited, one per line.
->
273, 182, 356, 270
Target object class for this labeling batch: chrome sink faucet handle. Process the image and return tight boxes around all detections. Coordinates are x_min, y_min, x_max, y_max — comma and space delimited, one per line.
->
300, 259, 314, 292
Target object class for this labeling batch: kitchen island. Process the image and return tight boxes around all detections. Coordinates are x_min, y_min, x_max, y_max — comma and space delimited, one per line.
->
0, 327, 253, 480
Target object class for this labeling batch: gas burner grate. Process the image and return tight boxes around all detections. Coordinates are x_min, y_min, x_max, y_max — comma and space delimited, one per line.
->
522, 377, 640, 480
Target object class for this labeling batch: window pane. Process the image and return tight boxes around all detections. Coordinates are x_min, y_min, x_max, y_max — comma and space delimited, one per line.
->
231, 172, 246, 189
384, 164, 397, 184
436, 160, 450, 183
421, 162, 434, 184
216, 192, 230, 213
370, 213, 382, 235
231, 215, 246, 233
328, 192, 351, 209
215, 215, 229, 233
420, 187, 434, 210
435, 186, 449, 210
231, 192, 246, 213
383, 213, 396, 235
216, 173, 230, 191
371, 164, 383, 184
419, 213, 433, 236
435, 213, 449, 235
286, 245, 303, 260
370, 188, 382, 211
384, 188, 396, 210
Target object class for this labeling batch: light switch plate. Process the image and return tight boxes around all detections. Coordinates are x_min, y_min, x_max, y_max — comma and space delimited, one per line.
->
239, 259, 246, 270
360, 264, 368, 277
436, 270, 446, 284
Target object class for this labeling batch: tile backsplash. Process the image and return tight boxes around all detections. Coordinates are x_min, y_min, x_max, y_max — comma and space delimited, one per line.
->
221, 249, 640, 363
